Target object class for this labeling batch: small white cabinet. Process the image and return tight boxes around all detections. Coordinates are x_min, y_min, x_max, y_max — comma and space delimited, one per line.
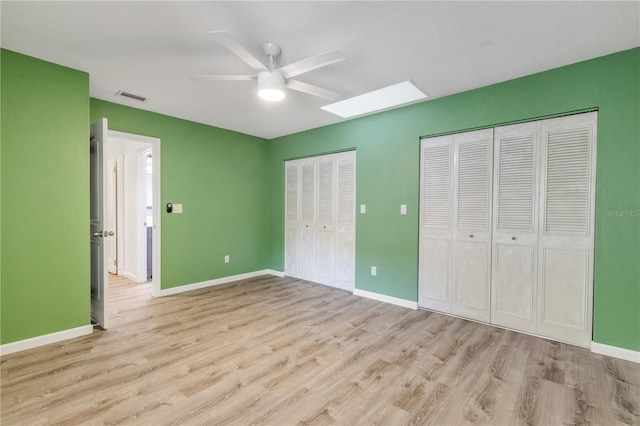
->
285, 151, 356, 291
420, 112, 597, 347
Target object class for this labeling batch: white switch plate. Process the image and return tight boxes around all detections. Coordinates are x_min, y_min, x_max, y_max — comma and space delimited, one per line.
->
173, 203, 183, 213
224, 255, 230, 263
371, 266, 377, 276
360, 204, 366, 214
401, 204, 407, 215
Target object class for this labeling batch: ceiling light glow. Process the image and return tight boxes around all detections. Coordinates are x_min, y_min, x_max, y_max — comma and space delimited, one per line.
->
321, 81, 427, 118
258, 71, 286, 102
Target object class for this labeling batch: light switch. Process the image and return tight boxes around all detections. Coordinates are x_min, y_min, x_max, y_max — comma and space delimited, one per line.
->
173, 203, 183, 213
371, 266, 377, 276
401, 204, 407, 215
360, 204, 366, 214
224, 255, 230, 263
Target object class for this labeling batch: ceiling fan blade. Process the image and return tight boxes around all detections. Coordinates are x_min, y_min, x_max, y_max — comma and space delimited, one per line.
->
278, 50, 346, 79
286, 79, 340, 101
208, 30, 268, 72
189, 74, 256, 81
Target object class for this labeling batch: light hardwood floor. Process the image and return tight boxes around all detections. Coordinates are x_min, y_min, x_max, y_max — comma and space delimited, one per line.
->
2, 274, 638, 425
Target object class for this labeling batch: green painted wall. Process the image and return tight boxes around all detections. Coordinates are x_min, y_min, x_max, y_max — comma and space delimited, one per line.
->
2, 47, 637, 354
267, 48, 640, 352
1, 49, 90, 344
90, 100, 270, 289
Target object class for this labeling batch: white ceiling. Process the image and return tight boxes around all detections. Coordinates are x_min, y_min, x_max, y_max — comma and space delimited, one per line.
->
2, 1, 638, 139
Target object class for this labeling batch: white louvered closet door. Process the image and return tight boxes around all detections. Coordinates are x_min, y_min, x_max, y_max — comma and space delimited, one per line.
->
536, 112, 597, 347
298, 160, 317, 279
335, 154, 356, 289
491, 121, 540, 333
419, 135, 454, 312
284, 151, 356, 291
284, 163, 300, 276
316, 158, 336, 284
451, 129, 493, 322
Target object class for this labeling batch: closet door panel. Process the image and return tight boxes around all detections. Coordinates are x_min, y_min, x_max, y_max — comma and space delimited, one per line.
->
419, 135, 454, 312
300, 162, 316, 223
537, 112, 596, 347
335, 153, 356, 289
284, 164, 300, 276
494, 243, 535, 321
453, 241, 490, 320
451, 129, 493, 322
299, 226, 316, 279
284, 225, 299, 274
316, 159, 336, 283
419, 238, 451, 311
298, 161, 316, 279
491, 122, 539, 333
540, 247, 588, 329
316, 227, 336, 282
335, 231, 355, 285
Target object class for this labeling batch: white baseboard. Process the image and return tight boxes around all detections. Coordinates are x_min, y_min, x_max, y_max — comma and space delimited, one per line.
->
123, 270, 139, 282
0, 325, 93, 356
157, 269, 283, 296
591, 342, 640, 363
265, 269, 285, 277
353, 288, 418, 310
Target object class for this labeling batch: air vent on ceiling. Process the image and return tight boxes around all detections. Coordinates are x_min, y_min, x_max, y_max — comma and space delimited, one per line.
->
115, 90, 148, 102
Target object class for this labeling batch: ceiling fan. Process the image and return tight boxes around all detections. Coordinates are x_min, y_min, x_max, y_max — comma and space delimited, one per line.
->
190, 31, 346, 102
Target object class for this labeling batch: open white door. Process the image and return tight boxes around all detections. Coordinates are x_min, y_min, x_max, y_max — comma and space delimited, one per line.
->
90, 118, 109, 329
106, 159, 118, 275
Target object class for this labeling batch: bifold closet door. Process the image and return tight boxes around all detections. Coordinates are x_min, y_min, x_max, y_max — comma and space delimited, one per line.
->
491, 121, 540, 333
420, 112, 596, 347
298, 160, 317, 279
536, 112, 597, 347
284, 158, 317, 282
284, 163, 300, 277
419, 135, 454, 312
334, 154, 356, 288
315, 158, 336, 283
419, 129, 493, 320
451, 129, 493, 322
284, 151, 356, 291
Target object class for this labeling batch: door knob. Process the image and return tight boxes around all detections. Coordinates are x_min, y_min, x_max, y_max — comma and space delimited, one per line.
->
469, 234, 474, 238
511, 236, 517, 240
107, 231, 115, 237
93, 231, 103, 237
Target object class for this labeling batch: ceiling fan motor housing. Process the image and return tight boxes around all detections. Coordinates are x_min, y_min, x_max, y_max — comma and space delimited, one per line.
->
257, 71, 286, 101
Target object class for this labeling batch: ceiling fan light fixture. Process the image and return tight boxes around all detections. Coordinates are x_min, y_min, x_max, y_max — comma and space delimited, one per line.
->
257, 71, 286, 102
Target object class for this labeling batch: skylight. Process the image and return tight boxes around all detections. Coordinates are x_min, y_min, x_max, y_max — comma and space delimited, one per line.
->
321, 81, 427, 118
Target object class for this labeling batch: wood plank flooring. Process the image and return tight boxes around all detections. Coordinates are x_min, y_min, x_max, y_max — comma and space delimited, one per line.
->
2, 274, 639, 425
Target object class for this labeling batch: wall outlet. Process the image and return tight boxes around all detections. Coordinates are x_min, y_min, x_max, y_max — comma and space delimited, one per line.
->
371, 266, 377, 276
224, 255, 230, 263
